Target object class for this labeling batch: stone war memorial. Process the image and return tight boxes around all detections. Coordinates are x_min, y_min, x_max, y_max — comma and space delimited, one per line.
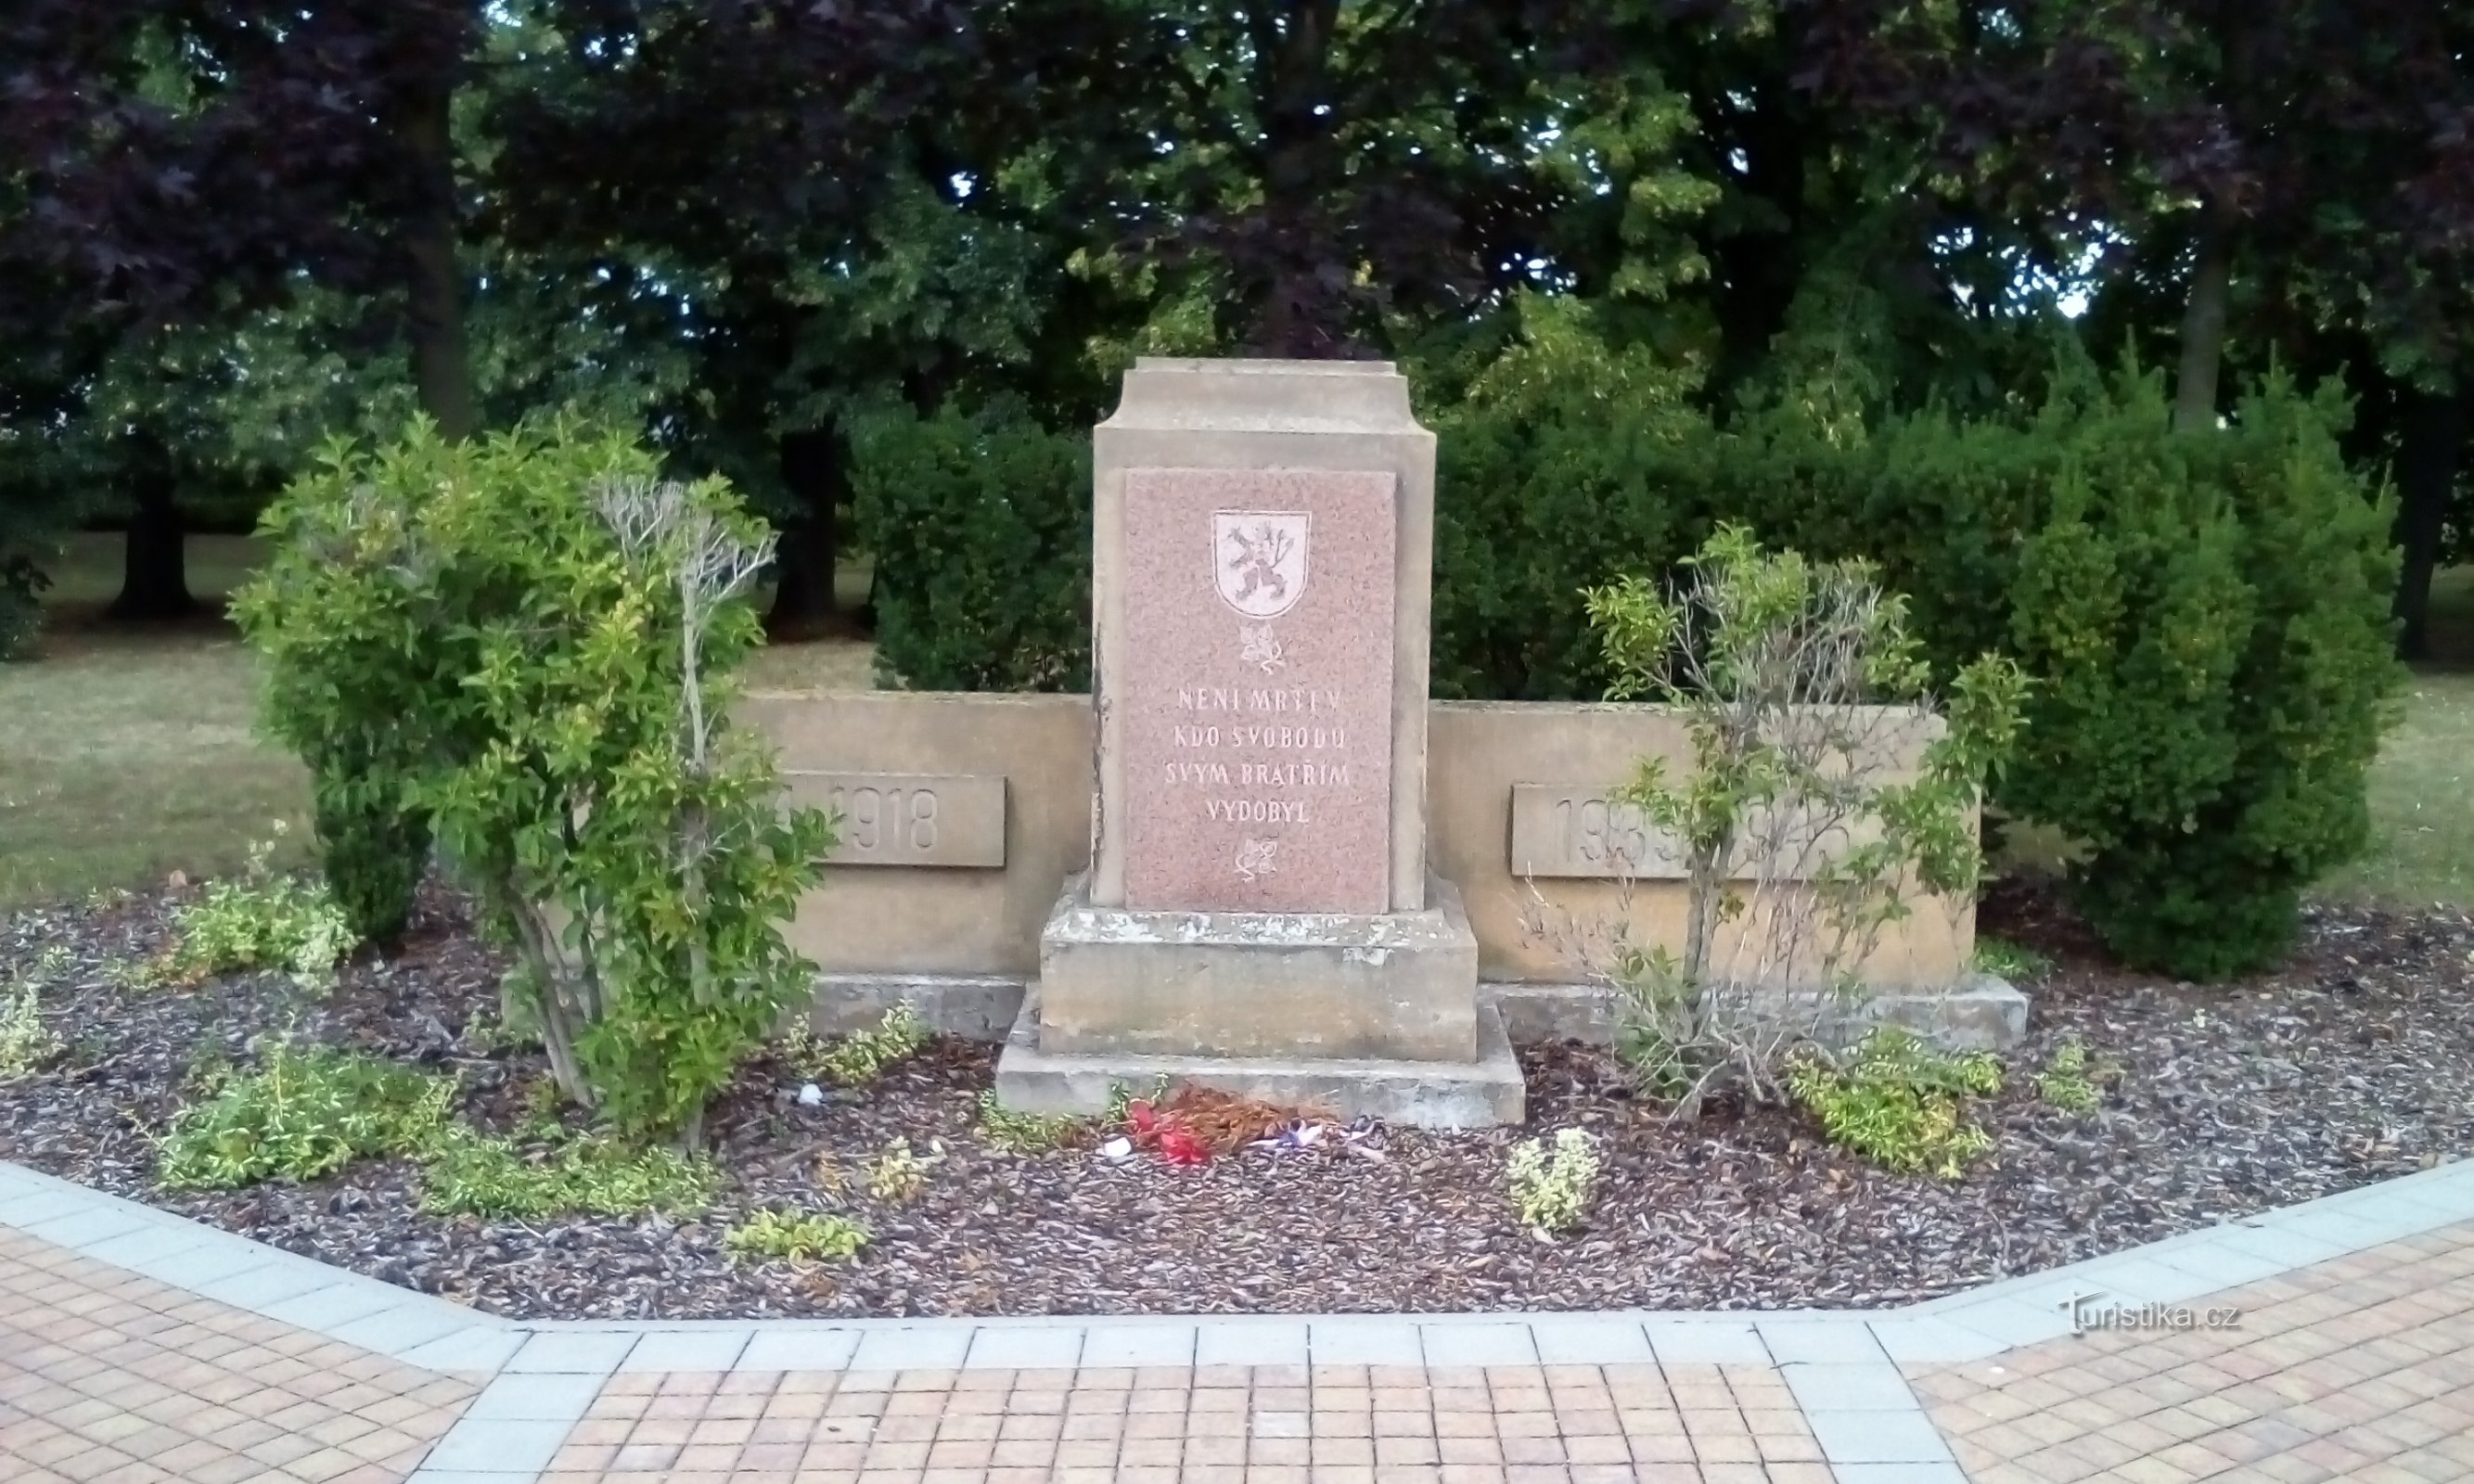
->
744, 357, 2021, 1128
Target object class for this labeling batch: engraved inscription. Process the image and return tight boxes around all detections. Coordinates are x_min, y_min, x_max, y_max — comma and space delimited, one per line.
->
785, 771, 1006, 869
1508, 785, 1872, 880
1509, 785, 1686, 879
1121, 467, 1396, 912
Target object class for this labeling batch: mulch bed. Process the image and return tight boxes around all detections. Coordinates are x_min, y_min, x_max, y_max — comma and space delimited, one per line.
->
2, 877, 2469, 1321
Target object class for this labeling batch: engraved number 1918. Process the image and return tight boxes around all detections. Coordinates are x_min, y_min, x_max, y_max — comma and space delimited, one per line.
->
830, 786, 940, 852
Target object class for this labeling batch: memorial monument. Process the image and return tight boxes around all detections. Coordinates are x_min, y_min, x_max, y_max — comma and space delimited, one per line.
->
992, 357, 1527, 1126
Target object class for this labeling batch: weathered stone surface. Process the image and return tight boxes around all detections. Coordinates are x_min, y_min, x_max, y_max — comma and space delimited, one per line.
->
784, 772, 1006, 868
740, 690, 1092, 979
804, 973, 1027, 1043
1119, 467, 1396, 913
1851, 973, 2032, 1052
994, 987, 1525, 1130
1034, 872, 1481, 1063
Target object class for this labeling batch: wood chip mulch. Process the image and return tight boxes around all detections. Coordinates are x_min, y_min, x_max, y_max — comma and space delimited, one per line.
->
2, 877, 2469, 1321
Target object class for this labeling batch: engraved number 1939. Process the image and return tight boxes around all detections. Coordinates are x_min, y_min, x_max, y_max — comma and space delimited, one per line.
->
1555, 796, 1647, 868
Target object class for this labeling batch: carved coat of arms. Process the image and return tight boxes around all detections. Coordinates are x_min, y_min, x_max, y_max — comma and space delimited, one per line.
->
1212, 511, 1310, 620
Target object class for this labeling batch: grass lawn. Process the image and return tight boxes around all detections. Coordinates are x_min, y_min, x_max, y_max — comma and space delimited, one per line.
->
0, 533, 873, 908
2314, 564, 2474, 911
4, 535, 2469, 915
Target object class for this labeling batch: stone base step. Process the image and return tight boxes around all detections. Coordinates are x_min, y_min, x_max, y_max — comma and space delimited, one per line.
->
992, 987, 1526, 1130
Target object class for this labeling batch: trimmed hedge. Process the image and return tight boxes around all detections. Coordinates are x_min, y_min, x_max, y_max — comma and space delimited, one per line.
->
848, 361, 2403, 980
850, 407, 1091, 692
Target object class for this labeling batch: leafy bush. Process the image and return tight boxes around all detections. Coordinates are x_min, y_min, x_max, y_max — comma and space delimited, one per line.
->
1971, 936, 2055, 981
849, 406, 1091, 691
1506, 1127, 1601, 1235
236, 419, 832, 1140
724, 1208, 870, 1265
2035, 1040, 2102, 1112
1462, 360, 2401, 979
310, 756, 431, 951
1990, 369, 2402, 979
157, 1042, 453, 1188
974, 1090, 1087, 1154
0, 981, 60, 1080
862, 1136, 941, 1205
1566, 526, 2023, 1115
419, 1127, 720, 1218
1786, 1028, 2003, 1179
155, 833, 359, 992
788, 1003, 929, 1088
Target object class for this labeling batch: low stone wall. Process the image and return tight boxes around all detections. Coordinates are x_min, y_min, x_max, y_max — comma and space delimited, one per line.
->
740, 689, 1980, 1028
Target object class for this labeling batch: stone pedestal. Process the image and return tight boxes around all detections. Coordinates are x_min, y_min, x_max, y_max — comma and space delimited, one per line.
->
1036, 872, 1481, 1062
993, 356, 1520, 1128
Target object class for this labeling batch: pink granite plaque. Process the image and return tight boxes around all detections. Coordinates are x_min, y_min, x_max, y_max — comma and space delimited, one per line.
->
1119, 467, 1397, 913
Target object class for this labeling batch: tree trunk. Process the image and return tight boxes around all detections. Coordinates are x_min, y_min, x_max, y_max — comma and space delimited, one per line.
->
2391, 379, 2468, 661
764, 427, 846, 638
108, 464, 196, 621
2173, 198, 2237, 433
403, 79, 475, 441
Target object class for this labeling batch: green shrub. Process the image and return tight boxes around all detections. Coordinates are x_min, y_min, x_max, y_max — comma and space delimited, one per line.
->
419, 1127, 720, 1218
1972, 936, 2055, 981
1992, 370, 2402, 979
841, 353, 2396, 981
862, 1136, 941, 1205
849, 406, 1091, 691
0, 980, 60, 1080
236, 418, 832, 1140
974, 1090, 1087, 1154
157, 1042, 453, 1188
310, 758, 431, 951
1506, 1127, 1601, 1235
1583, 526, 2024, 1115
1786, 1028, 2003, 1179
2035, 1039, 2103, 1112
1448, 358, 2400, 979
158, 833, 359, 992
788, 1004, 929, 1088
724, 1208, 869, 1265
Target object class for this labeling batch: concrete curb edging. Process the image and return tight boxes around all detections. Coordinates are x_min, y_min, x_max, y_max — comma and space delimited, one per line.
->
6, 1154, 2470, 1483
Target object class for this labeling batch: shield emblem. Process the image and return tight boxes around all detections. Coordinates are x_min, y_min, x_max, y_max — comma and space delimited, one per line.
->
1212, 510, 1310, 620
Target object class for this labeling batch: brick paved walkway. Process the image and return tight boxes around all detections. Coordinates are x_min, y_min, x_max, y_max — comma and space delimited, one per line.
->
0, 1226, 479, 1484
537, 1362, 1831, 1483
1912, 1222, 2474, 1484
1, 1158, 2469, 1483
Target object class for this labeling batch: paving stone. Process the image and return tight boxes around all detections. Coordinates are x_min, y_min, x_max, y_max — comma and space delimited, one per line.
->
1416, 1323, 1538, 1367
966, 1325, 1086, 1370
417, 1415, 570, 1473
614, 1328, 753, 1372
1781, 1362, 1925, 1412
1526, 1319, 1653, 1364
847, 1325, 974, 1372
465, 1372, 608, 1420
1810, 1405, 1960, 1464
1077, 1324, 1198, 1368
737, 1328, 864, 1371
1756, 1319, 1889, 1365
506, 1329, 637, 1375
1643, 1323, 1769, 1364
1308, 1320, 1425, 1365
1194, 1322, 1311, 1366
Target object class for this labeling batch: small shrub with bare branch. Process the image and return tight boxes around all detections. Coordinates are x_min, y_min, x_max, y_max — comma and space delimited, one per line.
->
240, 421, 833, 1145
1533, 524, 2026, 1119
